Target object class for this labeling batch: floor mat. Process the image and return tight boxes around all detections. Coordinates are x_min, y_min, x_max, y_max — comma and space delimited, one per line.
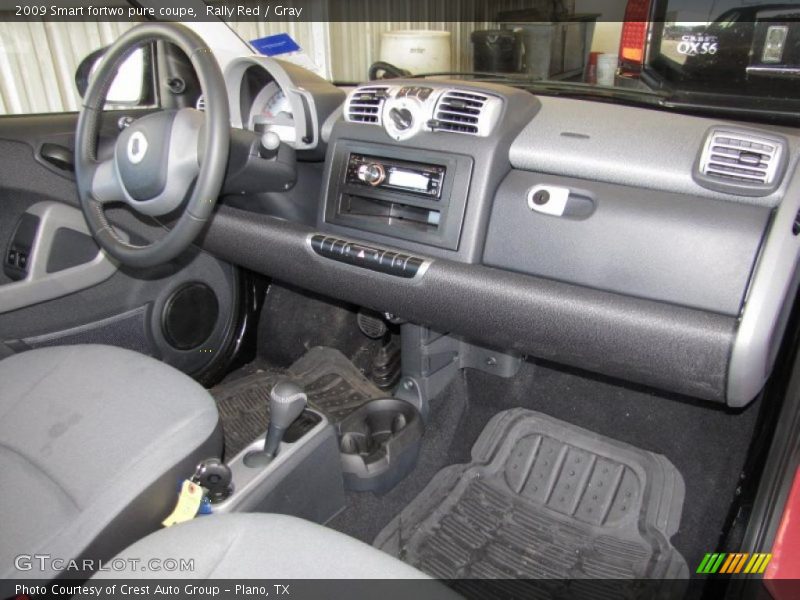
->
374, 408, 688, 580
212, 346, 383, 459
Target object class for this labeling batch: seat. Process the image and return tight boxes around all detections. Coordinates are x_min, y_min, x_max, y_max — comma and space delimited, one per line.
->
0, 344, 222, 579
93, 513, 432, 579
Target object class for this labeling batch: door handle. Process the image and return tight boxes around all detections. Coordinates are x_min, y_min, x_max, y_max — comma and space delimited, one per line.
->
39, 143, 74, 172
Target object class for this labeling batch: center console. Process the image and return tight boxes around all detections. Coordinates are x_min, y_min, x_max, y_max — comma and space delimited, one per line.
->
211, 379, 426, 524
214, 405, 345, 523
310, 81, 539, 413
317, 81, 538, 265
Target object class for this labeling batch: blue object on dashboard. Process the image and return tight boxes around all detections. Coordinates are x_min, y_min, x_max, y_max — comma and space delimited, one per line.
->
251, 33, 301, 57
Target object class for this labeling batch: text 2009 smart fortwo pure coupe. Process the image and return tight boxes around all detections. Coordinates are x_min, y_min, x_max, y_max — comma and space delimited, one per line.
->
1, 2, 800, 599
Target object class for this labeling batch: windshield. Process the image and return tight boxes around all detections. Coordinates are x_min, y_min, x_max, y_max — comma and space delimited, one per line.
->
214, 0, 799, 124
1, 0, 795, 122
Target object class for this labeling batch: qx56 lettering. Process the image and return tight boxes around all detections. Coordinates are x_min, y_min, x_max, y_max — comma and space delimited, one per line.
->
207, 5, 304, 18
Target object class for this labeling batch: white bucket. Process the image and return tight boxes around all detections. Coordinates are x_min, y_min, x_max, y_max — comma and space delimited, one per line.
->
379, 30, 451, 75
596, 53, 618, 86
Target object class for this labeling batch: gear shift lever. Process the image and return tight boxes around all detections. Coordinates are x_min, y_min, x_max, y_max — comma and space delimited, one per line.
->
244, 380, 307, 467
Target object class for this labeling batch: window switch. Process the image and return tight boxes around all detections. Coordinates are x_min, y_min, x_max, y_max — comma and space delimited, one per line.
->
17, 252, 28, 270
7, 249, 17, 266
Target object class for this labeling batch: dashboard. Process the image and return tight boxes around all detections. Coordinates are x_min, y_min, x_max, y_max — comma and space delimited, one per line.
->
206, 60, 800, 410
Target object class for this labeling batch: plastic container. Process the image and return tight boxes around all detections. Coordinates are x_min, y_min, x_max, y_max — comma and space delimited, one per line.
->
471, 30, 521, 73
596, 53, 618, 86
337, 398, 424, 494
379, 30, 451, 75
498, 13, 599, 81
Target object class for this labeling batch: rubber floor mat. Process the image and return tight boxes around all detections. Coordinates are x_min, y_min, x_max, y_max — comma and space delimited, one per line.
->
375, 408, 688, 583
212, 346, 383, 459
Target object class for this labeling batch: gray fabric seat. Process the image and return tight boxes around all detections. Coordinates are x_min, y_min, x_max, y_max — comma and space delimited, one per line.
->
94, 513, 430, 579
0, 344, 222, 580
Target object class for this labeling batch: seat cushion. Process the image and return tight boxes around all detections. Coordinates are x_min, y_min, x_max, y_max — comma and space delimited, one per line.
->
94, 513, 431, 579
0, 344, 221, 579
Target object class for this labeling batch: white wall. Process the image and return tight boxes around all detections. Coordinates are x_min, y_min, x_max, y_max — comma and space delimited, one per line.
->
574, 0, 626, 53
590, 22, 623, 54
0, 21, 134, 114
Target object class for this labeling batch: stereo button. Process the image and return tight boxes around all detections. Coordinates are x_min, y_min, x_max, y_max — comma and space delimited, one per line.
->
357, 163, 385, 186
403, 257, 424, 277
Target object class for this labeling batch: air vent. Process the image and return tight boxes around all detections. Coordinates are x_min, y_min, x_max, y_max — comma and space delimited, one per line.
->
698, 129, 786, 194
345, 86, 389, 124
432, 90, 501, 136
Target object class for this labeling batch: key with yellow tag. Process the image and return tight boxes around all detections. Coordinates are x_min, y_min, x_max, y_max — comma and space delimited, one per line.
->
162, 479, 204, 527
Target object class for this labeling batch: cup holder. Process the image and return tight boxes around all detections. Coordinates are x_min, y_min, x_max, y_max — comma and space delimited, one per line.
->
336, 398, 424, 494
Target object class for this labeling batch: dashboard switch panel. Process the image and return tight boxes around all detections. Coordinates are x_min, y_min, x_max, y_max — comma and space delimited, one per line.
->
310, 235, 424, 278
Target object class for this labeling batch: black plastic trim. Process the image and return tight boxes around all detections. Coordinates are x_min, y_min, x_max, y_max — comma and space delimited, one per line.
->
200, 206, 736, 402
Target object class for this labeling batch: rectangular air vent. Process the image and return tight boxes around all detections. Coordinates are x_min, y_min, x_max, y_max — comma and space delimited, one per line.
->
432, 90, 502, 136
697, 129, 786, 195
345, 86, 389, 125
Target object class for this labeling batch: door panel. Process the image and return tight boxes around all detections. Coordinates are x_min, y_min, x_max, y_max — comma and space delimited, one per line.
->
0, 111, 241, 379
2, 201, 125, 313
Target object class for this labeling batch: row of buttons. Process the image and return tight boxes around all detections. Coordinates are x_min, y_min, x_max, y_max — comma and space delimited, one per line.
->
6, 248, 29, 271
396, 86, 433, 101
310, 235, 424, 279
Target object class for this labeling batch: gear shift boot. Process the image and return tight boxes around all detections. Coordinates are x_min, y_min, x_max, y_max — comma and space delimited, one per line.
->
244, 380, 307, 468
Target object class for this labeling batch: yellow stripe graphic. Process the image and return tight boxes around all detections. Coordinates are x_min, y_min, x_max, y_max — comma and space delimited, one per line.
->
757, 554, 773, 574
743, 554, 760, 574
753, 554, 767, 574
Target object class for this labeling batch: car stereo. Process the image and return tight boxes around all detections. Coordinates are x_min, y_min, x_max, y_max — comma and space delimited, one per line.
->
324, 142, 473, 250
346, 154, 446, 199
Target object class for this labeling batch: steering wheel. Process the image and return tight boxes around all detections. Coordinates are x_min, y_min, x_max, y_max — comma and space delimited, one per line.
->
75, 23, 229, 268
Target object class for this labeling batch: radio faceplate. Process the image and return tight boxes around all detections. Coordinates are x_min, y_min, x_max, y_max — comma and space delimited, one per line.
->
346, 154, 446, 198
324, 141, 473, 250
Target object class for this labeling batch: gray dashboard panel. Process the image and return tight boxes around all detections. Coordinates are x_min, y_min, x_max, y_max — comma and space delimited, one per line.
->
484, 170, 771, 316
509, 96, 795, 208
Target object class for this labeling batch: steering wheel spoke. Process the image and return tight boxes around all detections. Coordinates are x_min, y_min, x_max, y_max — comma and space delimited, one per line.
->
90, 158, 124, 205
